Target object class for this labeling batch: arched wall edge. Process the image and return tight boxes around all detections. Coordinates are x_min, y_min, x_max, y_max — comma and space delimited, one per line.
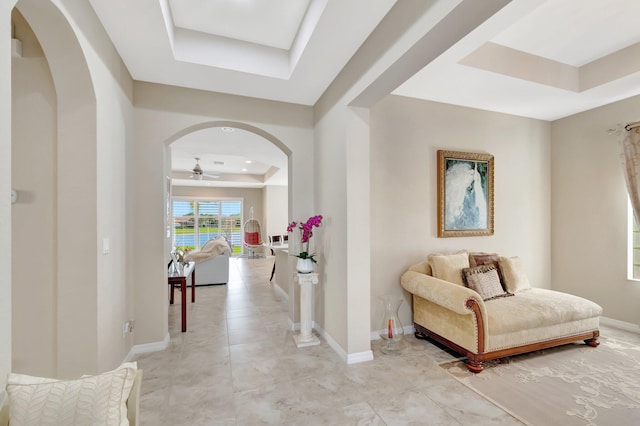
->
164, 120, 292, 156
14, 0, 100, 377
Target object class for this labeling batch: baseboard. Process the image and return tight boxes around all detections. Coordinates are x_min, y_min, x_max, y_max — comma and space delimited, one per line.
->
600, 316, 640, 334
314, 323, 373, 364
313, 323, 347, 362
347, 350, 374, 364
122, 332, 170, 363
288, 318, 300, 331
272, 281, 288, 302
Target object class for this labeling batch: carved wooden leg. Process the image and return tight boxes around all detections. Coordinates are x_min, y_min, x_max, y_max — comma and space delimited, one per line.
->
465, 359, 484, 373
414, 330, 428, 340
465, 354, 484, 373
585, 337, 600, 347
585, 331, 600, 347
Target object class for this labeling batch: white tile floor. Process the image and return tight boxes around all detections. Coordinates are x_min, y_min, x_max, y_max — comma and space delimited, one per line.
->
133, 257, 639, 425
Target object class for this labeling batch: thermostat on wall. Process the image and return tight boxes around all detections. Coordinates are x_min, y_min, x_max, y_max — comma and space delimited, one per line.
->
11, 189, 17, 204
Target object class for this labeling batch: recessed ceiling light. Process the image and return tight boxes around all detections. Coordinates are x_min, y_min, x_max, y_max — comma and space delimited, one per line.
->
242, 168, 247, 172
245, 160, 252, 164
221, 127, 235, 133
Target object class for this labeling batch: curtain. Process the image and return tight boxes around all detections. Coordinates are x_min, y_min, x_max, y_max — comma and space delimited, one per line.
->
620, 126, 640, 225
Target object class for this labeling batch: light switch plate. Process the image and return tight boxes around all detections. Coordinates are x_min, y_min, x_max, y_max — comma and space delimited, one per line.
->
102, 238, 110, 254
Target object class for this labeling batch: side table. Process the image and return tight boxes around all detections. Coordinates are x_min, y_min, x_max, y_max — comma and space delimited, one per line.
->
168, 261, 195, 332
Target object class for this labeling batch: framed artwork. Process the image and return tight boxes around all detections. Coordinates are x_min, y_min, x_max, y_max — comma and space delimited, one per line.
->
437, 150, 494, 237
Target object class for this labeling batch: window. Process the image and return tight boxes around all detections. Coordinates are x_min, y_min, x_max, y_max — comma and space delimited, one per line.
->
628, 201, 640, 280
173, 198, 242, 255
632, 218, 640, 280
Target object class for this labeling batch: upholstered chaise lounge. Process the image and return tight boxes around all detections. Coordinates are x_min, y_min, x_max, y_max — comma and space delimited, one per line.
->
400, 251, 602, 373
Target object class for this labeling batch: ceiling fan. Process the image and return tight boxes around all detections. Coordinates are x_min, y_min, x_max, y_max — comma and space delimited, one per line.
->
190, 157, 219, 180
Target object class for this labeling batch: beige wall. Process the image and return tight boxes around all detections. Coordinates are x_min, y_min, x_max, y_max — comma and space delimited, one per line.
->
551, 94, 640, 325
11, 9, 57, 377
1, 0, 17, 393
311, 1, 511, 361
370, 95, 552, 331
264, 185, 288, 237
7, 0, 134, 378
133, 82, 314, 347
1, 2, 637, 391
313, 104, 349, 351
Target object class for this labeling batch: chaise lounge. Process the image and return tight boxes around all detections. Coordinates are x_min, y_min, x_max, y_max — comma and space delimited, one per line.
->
401, 251, 602, 373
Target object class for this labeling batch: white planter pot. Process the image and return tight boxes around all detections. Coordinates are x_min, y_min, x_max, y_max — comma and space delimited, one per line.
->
296, 258, 314, 273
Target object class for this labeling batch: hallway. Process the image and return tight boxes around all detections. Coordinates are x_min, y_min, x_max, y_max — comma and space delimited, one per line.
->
134, 257, 522, 425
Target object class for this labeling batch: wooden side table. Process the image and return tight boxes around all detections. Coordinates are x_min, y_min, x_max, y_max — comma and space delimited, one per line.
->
168, 261, 195, 332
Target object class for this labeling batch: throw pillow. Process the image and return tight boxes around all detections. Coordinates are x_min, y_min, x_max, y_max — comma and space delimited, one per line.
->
7, 362, 138, 426
428, 251, 469, 286
246, 232, 259, 245
469, 252, 505, 287
469, 252, 499, 268
498, 256, 531, 293
462, 264, 512, 301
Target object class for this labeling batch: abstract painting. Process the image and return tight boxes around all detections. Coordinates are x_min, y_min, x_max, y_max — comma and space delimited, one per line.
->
437, 150, 494, 237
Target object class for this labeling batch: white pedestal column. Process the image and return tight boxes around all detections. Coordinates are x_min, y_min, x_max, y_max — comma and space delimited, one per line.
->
293, 272, 320, 348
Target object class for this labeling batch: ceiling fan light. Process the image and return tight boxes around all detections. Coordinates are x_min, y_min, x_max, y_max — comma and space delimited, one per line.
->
192, 157, 204, 176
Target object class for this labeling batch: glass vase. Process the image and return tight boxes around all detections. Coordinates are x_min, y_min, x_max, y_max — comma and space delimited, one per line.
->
379, 295, 404, 353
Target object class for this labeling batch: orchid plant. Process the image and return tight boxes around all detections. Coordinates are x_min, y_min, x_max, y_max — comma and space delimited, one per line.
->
287, 215, 323, 263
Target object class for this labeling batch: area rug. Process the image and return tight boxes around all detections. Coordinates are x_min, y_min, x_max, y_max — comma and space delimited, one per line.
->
440, 338, 640, 426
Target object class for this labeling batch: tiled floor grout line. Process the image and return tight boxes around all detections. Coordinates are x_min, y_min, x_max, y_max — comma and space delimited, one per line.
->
135, 257, 640, 425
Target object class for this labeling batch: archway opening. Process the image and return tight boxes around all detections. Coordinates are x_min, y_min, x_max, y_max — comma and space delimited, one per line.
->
168, 123, 290, 258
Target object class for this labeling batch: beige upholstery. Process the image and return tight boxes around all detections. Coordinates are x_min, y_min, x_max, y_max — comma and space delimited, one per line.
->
0, 369, 142, 426
184, 237, 231, 285
401, 255, 602, 372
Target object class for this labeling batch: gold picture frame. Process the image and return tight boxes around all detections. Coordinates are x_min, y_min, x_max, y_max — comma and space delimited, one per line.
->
437, 150, 494, 238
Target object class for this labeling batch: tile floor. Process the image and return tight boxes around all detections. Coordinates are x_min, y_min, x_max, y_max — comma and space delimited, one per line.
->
134, 257, 638, 425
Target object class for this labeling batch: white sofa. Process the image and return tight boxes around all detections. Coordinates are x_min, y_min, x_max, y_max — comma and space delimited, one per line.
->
400, 251, 602, 373
184, 237, 231, 285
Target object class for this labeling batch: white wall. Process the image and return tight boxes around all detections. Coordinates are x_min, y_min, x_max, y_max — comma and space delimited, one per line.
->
11, 8, 57, 377
551, 94, 640, 325
133, 82, 314, 347
370, 95, 551, 331
264, 185, 288, 237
